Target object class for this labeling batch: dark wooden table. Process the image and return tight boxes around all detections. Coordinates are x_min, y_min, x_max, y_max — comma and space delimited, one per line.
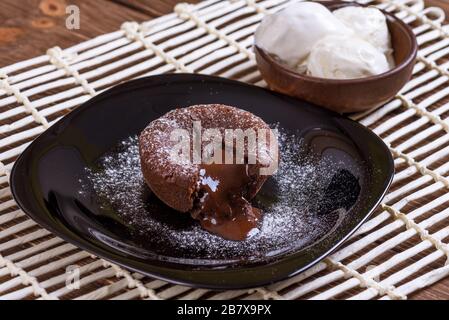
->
0, 0, 202, 66
0, 0, 449, 300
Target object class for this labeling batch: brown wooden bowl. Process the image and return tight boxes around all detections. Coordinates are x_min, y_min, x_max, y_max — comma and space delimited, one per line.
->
254, 1, 418, 113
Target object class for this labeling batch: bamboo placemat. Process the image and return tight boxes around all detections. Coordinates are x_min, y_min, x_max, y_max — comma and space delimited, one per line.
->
1, 0, 449, 300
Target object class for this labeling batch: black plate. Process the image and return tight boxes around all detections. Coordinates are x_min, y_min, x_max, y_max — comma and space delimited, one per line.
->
10, 74, 393, 289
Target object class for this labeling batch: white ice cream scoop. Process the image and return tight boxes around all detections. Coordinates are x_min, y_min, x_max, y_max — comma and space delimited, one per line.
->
254, 2, 352, 68
307, 35, 390, 80
333, 6, 393, 62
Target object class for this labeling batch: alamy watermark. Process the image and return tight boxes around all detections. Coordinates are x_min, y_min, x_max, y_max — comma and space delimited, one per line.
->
169, 121, 279, 175
65, 265, 80, 290
66, 5, 80, 30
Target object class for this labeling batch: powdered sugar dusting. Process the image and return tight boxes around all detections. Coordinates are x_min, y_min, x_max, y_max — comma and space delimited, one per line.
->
84, 127, 360, 261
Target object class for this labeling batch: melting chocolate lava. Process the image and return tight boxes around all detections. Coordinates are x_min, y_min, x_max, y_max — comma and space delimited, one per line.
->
192, 163, 261, 240
138, 104, 277, 241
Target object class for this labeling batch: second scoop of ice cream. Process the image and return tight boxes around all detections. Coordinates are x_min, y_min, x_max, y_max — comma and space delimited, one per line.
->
333, 6, 393, 58
307, 35, 390, 80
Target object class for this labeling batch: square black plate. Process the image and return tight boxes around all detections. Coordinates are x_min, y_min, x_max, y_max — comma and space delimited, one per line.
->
10, 74, 394, 289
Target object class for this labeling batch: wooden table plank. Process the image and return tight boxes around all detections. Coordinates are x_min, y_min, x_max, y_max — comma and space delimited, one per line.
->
0, 0, 449, 300
413, 280, 449, 300
0, 0, 149, 67
0, 0, 201, 67
112, 0, 200, 17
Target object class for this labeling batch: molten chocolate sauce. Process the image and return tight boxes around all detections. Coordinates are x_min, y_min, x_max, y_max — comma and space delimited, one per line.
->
192, 163, 261, 241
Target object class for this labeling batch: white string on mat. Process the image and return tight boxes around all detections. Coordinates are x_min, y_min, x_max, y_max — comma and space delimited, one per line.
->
0, 73, 49, 129
323, 258, 407, 300
0, 254, 57, 300
47, 47, 97, 97
1, 259, 105, 300
121, 21, 193, 73
394, 93, 449, 135
101, 260, 162, 300
0, 243, 76, 281
110, 279, 167, 300
382, 204, 449, 264
76, 278, 134, 300
388, 144, 449, 188
41, 266, 117, 299
174, 3, 255, 60
380, 264, 449, 299
358, 68, 441, 126
348, 226, 449, 299
380, 0, 449, 36
366, 70, 449, 136
420, 6, 446, 25
74, 271, 156, 300
417, 54, 449, 79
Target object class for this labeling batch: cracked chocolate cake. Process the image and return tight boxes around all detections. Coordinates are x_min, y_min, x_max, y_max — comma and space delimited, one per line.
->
139, 104, 278, 241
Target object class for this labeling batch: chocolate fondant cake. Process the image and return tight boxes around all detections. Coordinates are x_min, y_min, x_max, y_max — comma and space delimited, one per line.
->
139, 104, 277, 240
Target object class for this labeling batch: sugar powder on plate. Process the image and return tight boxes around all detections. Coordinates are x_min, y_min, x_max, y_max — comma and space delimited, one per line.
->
84, 126, 355, 260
